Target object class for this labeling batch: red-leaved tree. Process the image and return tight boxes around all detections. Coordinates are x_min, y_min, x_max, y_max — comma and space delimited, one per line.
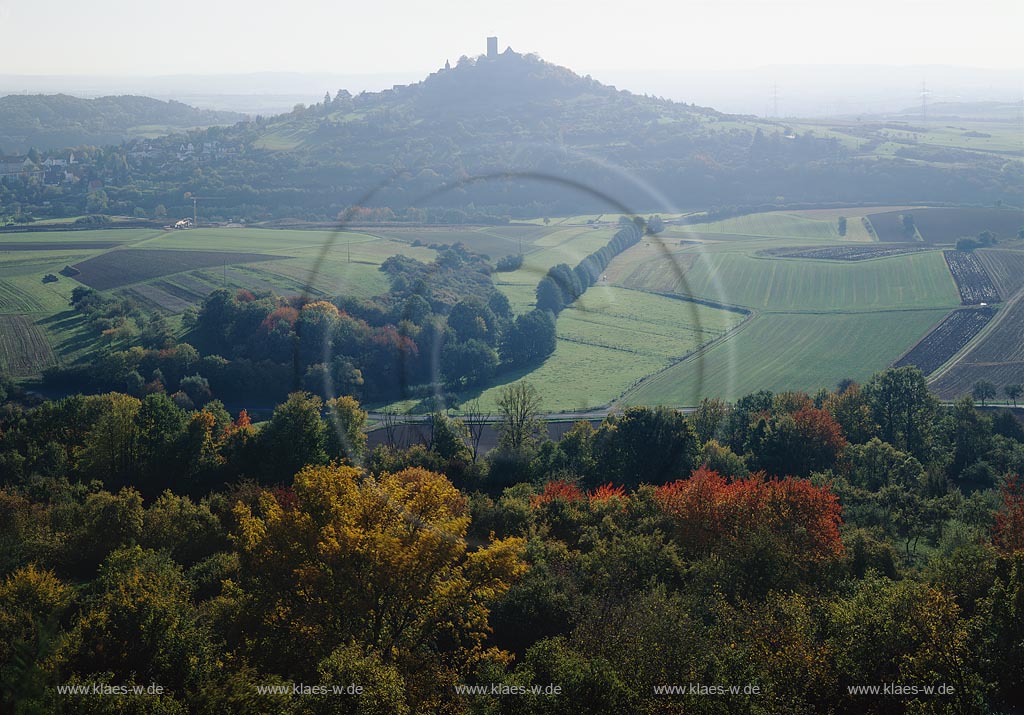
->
589, 483, 626, 503
531, 480, 585, 507
653, 466, 844, 561
994, 475, 1024, 554
259, 306, 299, 332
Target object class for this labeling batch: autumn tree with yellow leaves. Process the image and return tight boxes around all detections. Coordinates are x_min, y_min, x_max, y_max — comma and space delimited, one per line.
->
231, 464, 526, 707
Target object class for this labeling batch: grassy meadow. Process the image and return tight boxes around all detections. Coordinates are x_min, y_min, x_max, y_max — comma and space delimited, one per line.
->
610, 239, 961, 312
623, 309, 951, 404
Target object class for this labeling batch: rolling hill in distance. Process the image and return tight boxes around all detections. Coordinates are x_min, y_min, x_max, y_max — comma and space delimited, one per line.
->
0, 94, 245, 153
185, 49, 1020, 218
2, 63, 1020, 117
2, 45, 1022, 222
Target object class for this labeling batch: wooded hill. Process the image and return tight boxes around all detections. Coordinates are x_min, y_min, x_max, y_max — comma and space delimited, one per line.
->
4, 50, 1021, 221
0, 94, 244, 153
164, 48, 1017, 219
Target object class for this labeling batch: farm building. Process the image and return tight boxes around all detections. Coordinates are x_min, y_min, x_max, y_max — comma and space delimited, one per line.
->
174, 218, 194, 229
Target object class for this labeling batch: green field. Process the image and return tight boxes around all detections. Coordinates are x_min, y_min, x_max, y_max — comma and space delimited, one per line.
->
133, 227, 427, 259
611, 243, 961, 312
623, 309, 950, 404
0, 251, 105, 281
0, 276, 74, 313
555, 288, 742, 360
785, 116, 1024, 158
0, 315, 57, 376
246, 257, 390, 297
499, 227, 613, 282
784, 207, 922, 243
0, 228, 161, 243
677, 211, 843, 240
597, 209, 973, 405
419, 286, 747, 413
367, 224, 563, 258
518, 213, 700, 226
881, 121, 1021, 154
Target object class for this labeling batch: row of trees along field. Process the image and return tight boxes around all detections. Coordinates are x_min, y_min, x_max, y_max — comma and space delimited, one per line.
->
535, 216, 644, 313
43, 242, 558, 406
1, 365, 1023, 713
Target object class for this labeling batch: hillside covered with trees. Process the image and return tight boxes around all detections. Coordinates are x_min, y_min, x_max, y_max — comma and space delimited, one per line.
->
2, 50, 1020, 222
0, 94, 244, 153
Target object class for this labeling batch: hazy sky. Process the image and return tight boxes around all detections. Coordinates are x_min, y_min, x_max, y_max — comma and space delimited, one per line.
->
1, 0, 1021, 76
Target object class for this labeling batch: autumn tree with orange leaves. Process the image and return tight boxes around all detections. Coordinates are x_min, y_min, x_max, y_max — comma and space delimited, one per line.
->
653, 466, 844, 561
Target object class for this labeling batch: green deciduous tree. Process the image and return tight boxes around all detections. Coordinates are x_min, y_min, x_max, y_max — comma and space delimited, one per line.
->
1004, 384, 1023, 407
828, 574, 983, 713
845, 437, 924, 491
973, 380, 997, 406
690, 397, 728, 444
257, 392, 328, 479
746, 406, 846, 477
496, 382, 544, 453
949, 396, 993, 479
500, 309, 556, 367
595, 406, 699, 488
426, 412, 471, 462
534, 276, 564, 313
447, 298, 496, 344
141, 491, 227, 566
441, 338, 498, 387
863, 367, 939, 460
0, 565, 72, 710
326, 395, 369, 464
65, 546, 211, 692
80, 392, 143, 485
65, 488, 145, 577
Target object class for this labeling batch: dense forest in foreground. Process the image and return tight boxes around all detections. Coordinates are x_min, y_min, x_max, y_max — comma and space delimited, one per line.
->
1, 363, 1022, 713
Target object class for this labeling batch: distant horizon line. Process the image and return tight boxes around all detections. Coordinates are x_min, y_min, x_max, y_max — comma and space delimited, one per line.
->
1, 62, 1022, 80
